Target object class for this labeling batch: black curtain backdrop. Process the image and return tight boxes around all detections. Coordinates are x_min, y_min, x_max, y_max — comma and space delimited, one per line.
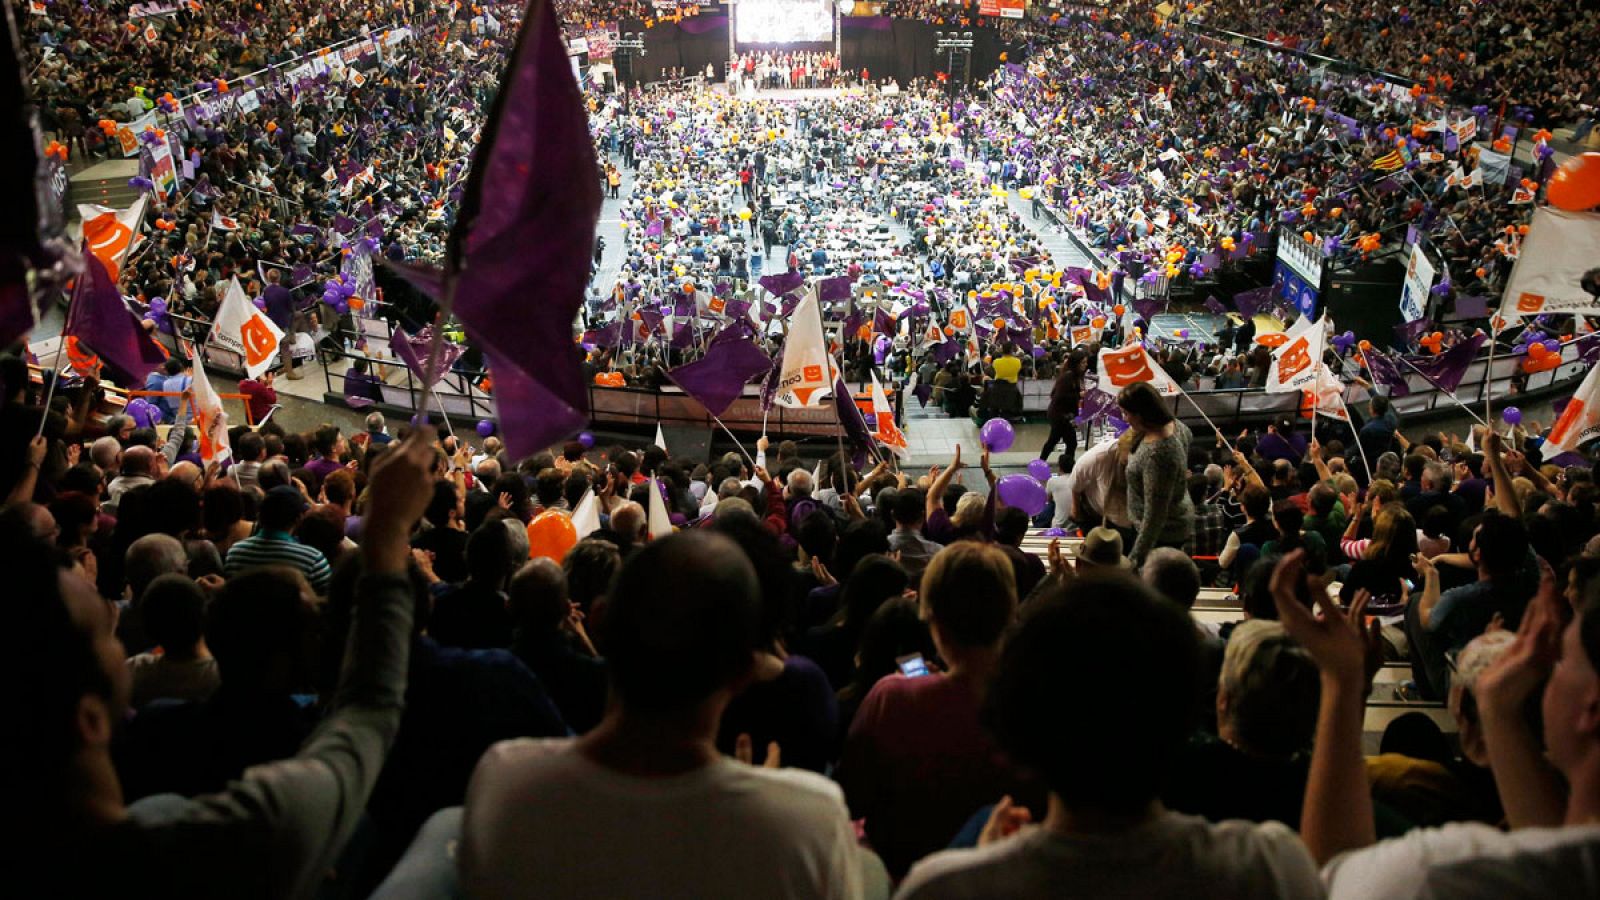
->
621, 16, 1021, 86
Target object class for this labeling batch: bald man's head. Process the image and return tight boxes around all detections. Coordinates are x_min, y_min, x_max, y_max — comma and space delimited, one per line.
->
507, 558, 569, 633
121, 445, 156, 477
167, 461, 202, 490
610, 501, 646, 541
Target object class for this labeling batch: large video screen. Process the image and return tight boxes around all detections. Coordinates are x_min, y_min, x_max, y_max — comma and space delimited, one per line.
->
736, 0, 834, 44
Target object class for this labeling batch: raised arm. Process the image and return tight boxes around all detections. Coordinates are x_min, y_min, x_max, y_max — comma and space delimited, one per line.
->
1483, 430, 1521, 518
1475, 574, 1569, 828
142, 427, 437, 898
1272, 551, 1378, 865
926, 443, 963, 523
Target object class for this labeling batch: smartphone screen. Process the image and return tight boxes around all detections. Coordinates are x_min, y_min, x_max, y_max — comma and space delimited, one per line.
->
896, 653, 929, 678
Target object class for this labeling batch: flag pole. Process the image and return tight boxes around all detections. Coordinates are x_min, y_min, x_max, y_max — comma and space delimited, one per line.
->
708, 411, 756, 471
1483, 332, 1496, 428
1392, 353, 1491, 428
1337, 390, 1374, 484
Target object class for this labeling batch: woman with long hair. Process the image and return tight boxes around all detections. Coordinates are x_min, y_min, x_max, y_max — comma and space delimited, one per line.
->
1118, 381, 1195, 565
1039, 351, 1087, 461
1340, 503, 1420, 607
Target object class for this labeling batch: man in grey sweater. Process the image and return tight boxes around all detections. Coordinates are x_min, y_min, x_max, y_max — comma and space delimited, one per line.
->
12, 427, 439, 899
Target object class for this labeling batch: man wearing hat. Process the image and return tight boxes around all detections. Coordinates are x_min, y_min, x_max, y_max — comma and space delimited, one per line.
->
1075, 526, 1134, 571
224, 484, 332, 594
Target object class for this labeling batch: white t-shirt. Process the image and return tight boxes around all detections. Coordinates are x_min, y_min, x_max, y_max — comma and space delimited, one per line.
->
1066, 438, 1129, 528
1045, 474, 1073, 527
460, 737, 865, 900
1323, 822, 1600, 900
895, 812, 1319, 899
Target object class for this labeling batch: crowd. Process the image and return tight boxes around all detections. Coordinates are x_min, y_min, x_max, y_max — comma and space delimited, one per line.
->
7, 330, 1600, 896
10, 0, 1600, 894
967, 15, 1548, 302
1197, 0, 1599, 129
728, 51, 845, 93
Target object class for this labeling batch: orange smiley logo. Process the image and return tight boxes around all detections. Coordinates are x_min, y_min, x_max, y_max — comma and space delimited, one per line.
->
1516, 292, 1545, 314
1255, 332, 1290, 348
1102, 346, 1154, 387
1277, 338, 1312, 385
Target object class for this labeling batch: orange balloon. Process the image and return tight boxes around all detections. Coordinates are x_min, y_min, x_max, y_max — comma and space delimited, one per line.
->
993, 318, 1007, 330
1090, 316, 1107, 328
1529, 343, 1548, 359
1547, 152, 1600, 212
527, 510, 578, 561
1112, 304, 1126, 316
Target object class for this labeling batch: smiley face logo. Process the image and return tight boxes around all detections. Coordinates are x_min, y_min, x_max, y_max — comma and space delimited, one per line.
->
1277, 337, 1312, 385
1515, 292, 1545, 314
1255, 332, 1289, 348
239, 314, 280, 368
83, 213, 134, 280
1102, 345, 1153, 387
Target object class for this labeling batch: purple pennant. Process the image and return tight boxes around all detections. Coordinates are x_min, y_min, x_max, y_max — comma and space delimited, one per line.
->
290, 264, 315, 285
671, 321, 696, 349
913, 382, 934, 407
587, 319, 623, 349
1407, 332, 1487, 393
818, 274, 853, 303
332, 214, 357, 234
1203, 295, 1227, 315
1232, 285, 1273, 320
1395, 317, 1432, 346
638, 307, 664, 335
390, 326, 464, 390
438, 0, 600, 457
1133, 297, 1162, 323
64, 250, 166, 383
1075, 387, 1119, 426
832, 376, 875, 451
665, 327, 773, 418
1361, 346, 1411, 398
760, 271, 805, 298
291, 223, 321, 237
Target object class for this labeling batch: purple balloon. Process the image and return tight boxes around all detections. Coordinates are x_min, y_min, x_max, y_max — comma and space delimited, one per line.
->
1502, 406, 1522, 426
996, 474, 1047, 517
981, 417, 1015, 452
577, 431, 595, 449
476, 419, 496, 438
1027, 458, 1052, 482
1543, 339, 1561, 354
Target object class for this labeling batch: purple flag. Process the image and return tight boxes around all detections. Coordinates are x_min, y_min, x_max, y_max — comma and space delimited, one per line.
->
671, 321, 696, 349
64, 250, 166, 384
832, 377, 874, 451
665, 327, 773, 417
1075, 387, 1119, 426
1362, 347, 1412, 398
760, 271, 805, 298
390, 326, 464, 389
1232, 285, 1273, 320
1407, 332, 1486, 393
1395, 317, 1431, 346
643, 217, 664, 238
913, 382, 933, 407
1203, 295, 1227, 315
1133, 297, 1162, 323
818, 275, 853, 303
437, 0, 600, 456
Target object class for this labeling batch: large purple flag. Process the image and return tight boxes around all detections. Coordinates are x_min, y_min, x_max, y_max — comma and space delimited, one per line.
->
1407, 332, 1486, 393
1362, 347, 1412, 398
666, 326, 772, 417
1232, 285, 1273, 320
65, 250, 165, 384
1075, 387, 1119, 426
818, 275, 853, 304
390, 326, 464, 389
2, 7, 56, 350
760, 271, 805, 298
434, 0, 599, 456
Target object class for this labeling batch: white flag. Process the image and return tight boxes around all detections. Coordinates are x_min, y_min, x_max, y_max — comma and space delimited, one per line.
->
654, 422, 667, 453
211, 276, 284, 378
189, 345, 232, 466
1310, 366, 1349, 421
646, 476, 673, 540
1267, 314, 1325, 394
211, 209, 240, 231
1498, 208, 1600, 319
570, 489, 601, 539
1546, 365, 1600, 456
77, 196, 148, 282
774, 286, 834, 408
869, 373, 908, 458
1096, 344, 1180, 395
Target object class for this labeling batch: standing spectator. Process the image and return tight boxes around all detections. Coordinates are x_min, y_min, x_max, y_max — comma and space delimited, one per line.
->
1119, 382, 1195, 565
